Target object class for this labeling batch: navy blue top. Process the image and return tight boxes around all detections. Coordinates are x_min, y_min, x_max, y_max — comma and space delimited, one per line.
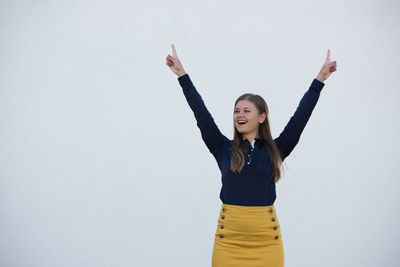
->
178, 73, 324, 206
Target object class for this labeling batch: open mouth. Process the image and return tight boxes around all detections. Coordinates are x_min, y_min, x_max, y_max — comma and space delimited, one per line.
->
237, 120, 247, 126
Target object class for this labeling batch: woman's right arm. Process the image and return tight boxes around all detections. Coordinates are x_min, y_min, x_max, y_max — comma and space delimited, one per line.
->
177, 73, 226, 158
166, 44, 226, 160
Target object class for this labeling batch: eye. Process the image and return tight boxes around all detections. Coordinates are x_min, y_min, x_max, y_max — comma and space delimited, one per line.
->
234, 110, 250, 113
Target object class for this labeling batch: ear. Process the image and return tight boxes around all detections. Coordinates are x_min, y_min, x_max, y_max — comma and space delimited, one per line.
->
260, 112, 267, 124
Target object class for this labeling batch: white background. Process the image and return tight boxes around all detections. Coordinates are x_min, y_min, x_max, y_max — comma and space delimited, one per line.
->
1, 0, 399, 266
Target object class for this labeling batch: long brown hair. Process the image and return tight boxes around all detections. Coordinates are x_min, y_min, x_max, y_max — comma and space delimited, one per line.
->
229, 93, 285, 183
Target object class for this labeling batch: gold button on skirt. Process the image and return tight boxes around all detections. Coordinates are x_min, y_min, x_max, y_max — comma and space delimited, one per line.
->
212, 203, 284, 267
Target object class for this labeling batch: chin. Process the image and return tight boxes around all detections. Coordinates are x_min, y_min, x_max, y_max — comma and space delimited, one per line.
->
236, 129, 246, 134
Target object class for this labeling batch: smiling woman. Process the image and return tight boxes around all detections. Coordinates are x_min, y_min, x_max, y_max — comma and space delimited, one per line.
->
230, 94, 282, 179
165, 43, 337, 266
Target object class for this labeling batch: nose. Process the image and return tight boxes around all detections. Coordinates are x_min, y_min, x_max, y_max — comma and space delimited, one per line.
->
236, 113, 246, 119
235, 111, 245, 117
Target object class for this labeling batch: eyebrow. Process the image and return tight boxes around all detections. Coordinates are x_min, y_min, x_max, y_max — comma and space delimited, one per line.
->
235, 107, 251, 110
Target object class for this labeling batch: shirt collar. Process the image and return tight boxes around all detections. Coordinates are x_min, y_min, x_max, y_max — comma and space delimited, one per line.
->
243, 137, 263, 147
243, 137, 262, 142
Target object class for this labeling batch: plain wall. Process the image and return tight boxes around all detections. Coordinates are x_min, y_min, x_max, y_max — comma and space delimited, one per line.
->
1, 0, 399, 266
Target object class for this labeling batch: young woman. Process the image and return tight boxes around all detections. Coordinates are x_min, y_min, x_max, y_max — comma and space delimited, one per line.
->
165, 44, 337, 267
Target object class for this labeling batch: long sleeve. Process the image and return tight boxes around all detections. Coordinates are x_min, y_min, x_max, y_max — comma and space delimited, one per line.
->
273, 78, 325, 161
178, 73, 227, 161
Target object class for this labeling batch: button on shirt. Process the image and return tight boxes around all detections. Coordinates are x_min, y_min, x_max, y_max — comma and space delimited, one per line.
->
178, 73, 324, 206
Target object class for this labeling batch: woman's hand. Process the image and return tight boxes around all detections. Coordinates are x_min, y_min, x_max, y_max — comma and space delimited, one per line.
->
166, 44, 187, 77
316, 49, 337, 83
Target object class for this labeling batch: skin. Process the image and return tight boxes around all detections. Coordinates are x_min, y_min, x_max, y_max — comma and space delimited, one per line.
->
166, 44, 337, 143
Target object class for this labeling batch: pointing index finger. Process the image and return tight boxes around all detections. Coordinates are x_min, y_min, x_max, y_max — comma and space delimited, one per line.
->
172, 44, 177, 57
326, 49, 331, 62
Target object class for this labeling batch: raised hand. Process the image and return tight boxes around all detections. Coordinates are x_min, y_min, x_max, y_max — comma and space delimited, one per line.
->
316, 49, 337, 82
166, 44, 187, 77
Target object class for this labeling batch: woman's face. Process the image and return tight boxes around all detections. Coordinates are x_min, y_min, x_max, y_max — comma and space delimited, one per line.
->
234, 100, 265, 137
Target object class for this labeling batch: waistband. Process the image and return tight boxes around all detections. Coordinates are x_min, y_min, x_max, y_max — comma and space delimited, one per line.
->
221, 203, 276, 215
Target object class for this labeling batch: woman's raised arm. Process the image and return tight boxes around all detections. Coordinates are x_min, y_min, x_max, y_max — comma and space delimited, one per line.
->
166, 44, 227, 161
274, 49, 337, 161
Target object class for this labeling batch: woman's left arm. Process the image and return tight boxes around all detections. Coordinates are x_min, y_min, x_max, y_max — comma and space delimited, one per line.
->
274, 49, 337, 161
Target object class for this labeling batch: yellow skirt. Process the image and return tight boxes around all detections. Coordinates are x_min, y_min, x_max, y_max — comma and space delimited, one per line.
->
212, 203, 284, 267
